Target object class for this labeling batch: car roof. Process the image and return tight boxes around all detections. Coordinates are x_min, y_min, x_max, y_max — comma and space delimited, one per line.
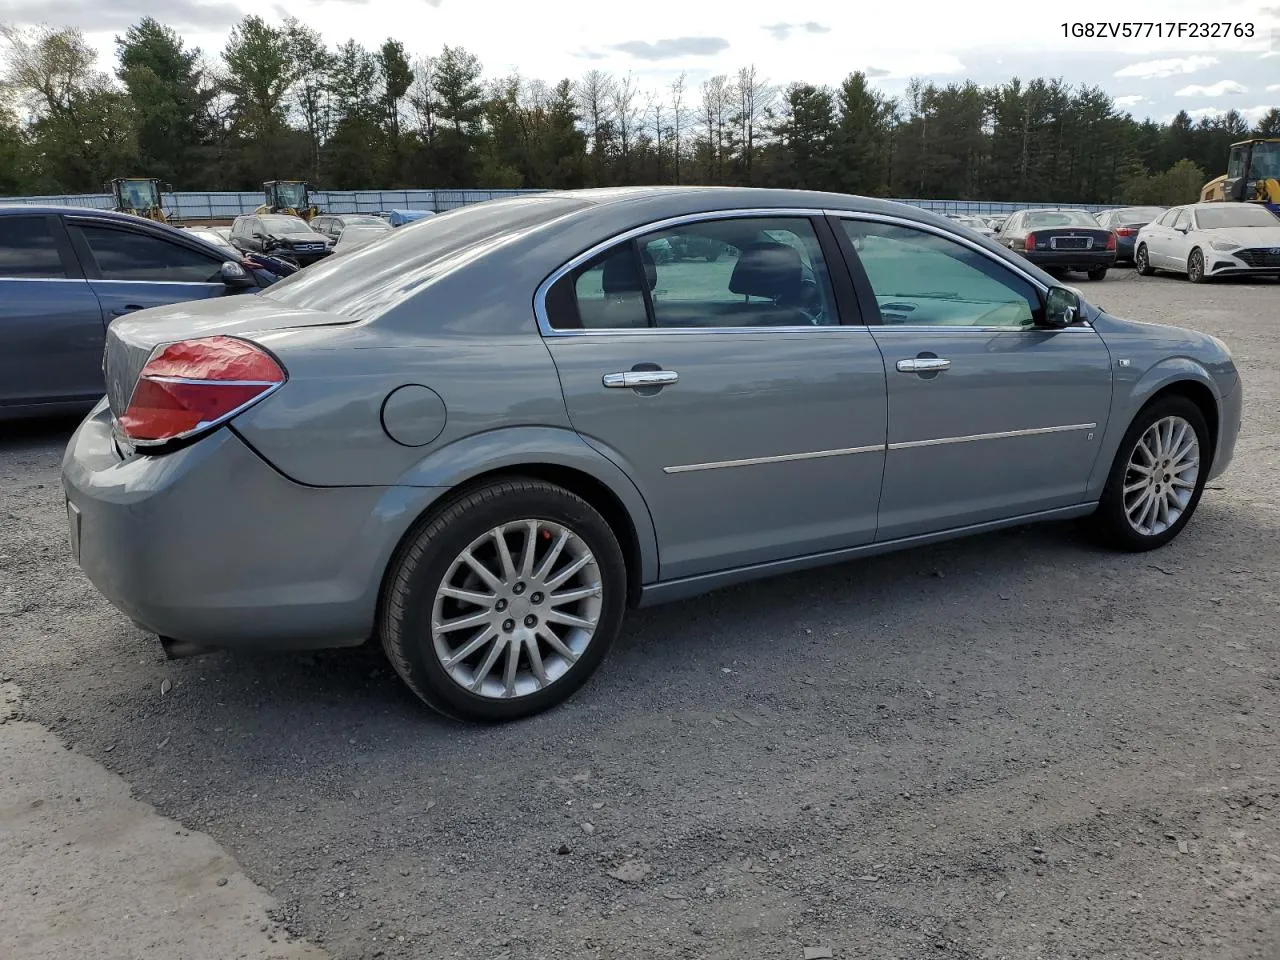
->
0, 204, 237, 260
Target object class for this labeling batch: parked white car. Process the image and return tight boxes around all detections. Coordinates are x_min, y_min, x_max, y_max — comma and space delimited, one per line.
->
1135, 203, 1280, 282
949, 214, 996, 238
333, 222, 392, 254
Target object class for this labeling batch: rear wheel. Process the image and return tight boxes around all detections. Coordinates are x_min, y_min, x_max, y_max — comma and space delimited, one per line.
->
1087, 266, 1108, 281
1134, 244, 1154, 276
1187, 248, 1207, 283
380, 479, 627, 722
1093, 396, 1209, 551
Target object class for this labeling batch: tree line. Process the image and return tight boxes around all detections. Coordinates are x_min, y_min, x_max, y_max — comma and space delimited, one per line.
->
2, 17, 1278, 204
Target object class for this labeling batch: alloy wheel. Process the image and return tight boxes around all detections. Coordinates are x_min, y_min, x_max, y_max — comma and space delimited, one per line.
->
1188, 250, 1204, 283
1122, 416, 1200, 537
430, 520, 603, 699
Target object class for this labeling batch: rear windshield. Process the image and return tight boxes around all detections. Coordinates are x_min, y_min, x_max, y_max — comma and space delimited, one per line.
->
1023, 210, 1101, 228
261, 195, 589, 320
1114, 207, 1165, 222
1194, 205, 1280, 229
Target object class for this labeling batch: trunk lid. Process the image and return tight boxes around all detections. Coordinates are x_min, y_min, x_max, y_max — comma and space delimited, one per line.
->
103, 294, 352, 420
1029, 227, 1112, 251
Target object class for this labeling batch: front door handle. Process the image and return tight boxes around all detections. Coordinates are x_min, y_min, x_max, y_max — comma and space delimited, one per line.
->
896, 358, 951, 373
603, 370, 679, 389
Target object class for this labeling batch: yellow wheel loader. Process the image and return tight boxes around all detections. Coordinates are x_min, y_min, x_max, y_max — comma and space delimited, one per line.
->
254, 181, 320, 221
106, 178, 170, 222
1199, 138, 1280, 215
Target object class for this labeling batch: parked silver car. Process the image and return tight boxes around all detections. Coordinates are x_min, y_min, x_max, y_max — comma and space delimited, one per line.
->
62, 188, 1242, 721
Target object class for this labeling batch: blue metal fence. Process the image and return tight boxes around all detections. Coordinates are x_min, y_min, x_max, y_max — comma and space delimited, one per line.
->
0, 187, 1127, 220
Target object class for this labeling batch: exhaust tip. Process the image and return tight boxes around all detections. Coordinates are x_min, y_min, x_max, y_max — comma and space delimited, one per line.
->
159, 636, 216, 660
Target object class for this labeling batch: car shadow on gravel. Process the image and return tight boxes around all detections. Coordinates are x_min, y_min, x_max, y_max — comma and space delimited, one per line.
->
0, 416, 81, 452
33, 516, 1116, 769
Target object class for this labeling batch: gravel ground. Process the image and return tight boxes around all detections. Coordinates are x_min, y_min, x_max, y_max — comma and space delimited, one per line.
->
2, 268, 1278, 960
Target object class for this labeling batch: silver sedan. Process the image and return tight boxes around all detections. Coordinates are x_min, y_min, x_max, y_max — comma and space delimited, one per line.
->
62, 188, 1242, 721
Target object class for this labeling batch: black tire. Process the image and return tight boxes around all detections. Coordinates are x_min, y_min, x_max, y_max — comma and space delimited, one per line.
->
1087, 266, 1108, 281
1187, 248, 1207, 283
1134, 244, 1154, 276
1093, 395, 1210, 552
380, 478, 627, 722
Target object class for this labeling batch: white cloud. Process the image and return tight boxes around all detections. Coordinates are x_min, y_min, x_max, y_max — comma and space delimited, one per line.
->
1175, 80, 1247, 97
1175, 105, 1277, 124
1113, 95, 1146, 107
1115, 55, 1217, 79
1268, 83, 1280, 92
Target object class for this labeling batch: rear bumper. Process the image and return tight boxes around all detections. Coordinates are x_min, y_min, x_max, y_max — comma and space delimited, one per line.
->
1024, 250, 1117, 271
61, 400, 445, 651
1115, 236, 1137, 260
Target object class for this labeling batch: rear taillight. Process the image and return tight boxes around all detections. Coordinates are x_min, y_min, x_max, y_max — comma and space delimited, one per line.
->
1024, 232, 1037, 251
1115, 227, 1136, 237
1105, 232, 1117, 251
119, 335, 286, 445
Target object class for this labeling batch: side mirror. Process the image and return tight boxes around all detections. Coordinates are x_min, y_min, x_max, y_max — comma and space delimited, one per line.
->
1041, 285, 1081, 329
219, 260, 255, 289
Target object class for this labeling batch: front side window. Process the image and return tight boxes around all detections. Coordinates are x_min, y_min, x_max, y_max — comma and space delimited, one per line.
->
840, 219, 1039, 328
1173, 210, 1192, 231
546, 216, 838, 330
1157, 209, 1181, 227
0, 216, 67, 279
73, 225, 221, 283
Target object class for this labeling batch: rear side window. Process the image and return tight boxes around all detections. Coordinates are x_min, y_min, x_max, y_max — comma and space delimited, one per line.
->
0, 216, 68, 279
73, 225, 222, 283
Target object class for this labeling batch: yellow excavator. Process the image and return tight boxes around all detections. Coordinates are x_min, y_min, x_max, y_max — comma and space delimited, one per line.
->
1199, 138, 1280, 215
106, 178, 170, 222
254, 180, 320, 221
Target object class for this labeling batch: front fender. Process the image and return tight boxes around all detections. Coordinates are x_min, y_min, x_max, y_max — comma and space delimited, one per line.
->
1085, 357, 1223, 498
396, 425, 659, 584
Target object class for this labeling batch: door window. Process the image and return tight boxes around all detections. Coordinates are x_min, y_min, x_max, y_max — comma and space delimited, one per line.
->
840, 219, 1038, 328
545, 216, 838, 330
1226, 148, 1245, 180
0, 217, 68, 279
1156, 209, 1179, 227
1172, 210, 1191, 231
74, 225, 222, 283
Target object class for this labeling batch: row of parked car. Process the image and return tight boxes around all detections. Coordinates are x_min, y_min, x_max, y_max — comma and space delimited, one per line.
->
949, 203, 1280, 283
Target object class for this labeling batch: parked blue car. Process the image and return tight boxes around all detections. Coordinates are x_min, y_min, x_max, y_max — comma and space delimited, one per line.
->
0, 205, 268, 420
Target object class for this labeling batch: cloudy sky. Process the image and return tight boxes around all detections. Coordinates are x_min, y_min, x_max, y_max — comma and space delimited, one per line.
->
5, 0, 1278, 124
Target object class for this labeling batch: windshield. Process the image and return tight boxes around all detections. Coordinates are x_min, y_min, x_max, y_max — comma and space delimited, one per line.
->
122, 180, 158, 208
1023, 210, 1100, 228
1251, 141, 1280, 180
344, 216, 387, 227
261, 216, 313, 235
262, 195, 590, 320
272, 182, 308, 207
954, 216, 986, 227
1195, 205, 1280, 229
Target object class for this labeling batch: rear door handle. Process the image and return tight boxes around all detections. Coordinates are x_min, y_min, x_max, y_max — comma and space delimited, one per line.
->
603, 370, 679, 388
896, 358, 951, 373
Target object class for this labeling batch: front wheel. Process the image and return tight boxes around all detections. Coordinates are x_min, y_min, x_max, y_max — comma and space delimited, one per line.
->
1134, 244, 1154, 276
1187, 248, 1207, 283
1093, 396, 1210, 551
380, 478, 627, 722
1087, 266, 1108, 281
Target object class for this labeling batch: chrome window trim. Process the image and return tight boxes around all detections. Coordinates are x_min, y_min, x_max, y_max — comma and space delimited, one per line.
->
533, 207, 843, 337
0, 275, 85, 283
